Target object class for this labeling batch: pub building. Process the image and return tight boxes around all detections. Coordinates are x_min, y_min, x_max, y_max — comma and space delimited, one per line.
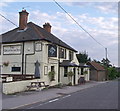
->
0, 10, 89, 94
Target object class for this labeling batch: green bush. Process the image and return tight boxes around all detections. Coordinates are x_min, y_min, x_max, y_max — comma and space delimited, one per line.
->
67, 70, 74, 77
107, 67, 117, 80
67, 82, 72, 86
48, 71, 55, 81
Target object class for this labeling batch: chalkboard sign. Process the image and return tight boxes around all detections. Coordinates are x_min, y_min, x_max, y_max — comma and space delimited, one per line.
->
48, 44, 57, 57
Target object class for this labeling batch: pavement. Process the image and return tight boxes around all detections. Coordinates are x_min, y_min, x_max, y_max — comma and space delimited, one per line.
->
2, 81, 109, 109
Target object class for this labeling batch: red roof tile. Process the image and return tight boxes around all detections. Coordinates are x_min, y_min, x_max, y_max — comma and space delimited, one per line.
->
87, 61, 105, 71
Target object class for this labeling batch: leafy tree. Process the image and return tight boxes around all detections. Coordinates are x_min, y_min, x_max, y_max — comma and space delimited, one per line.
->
107, 67, 118, 80
101, 58, 111, 67
76, 51, 91, 63
93, 59, 101, 64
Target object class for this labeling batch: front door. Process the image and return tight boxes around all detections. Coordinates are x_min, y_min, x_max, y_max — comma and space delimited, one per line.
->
73, 67, 76, 85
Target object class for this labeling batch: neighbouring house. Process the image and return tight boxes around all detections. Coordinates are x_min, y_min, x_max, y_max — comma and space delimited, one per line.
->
87, 61, 107, 81
0, 9, 85, 94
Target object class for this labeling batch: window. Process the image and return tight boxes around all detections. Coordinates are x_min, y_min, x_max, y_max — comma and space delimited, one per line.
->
81, 68, 84, 75
11, 67, 21, 72
51, 66, 55, 72
69, 51, 74, 61
64, 67, 68, 77
35, 42, 42, 51
0, 43, 1, 55
59, 48, 66, 59
64, 49, 66, 59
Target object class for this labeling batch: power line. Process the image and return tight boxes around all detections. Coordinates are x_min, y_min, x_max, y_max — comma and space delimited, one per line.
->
53, 0, 111, 66
53, 0, 106, 49
0, 13, 18, 27
0, 7, 110, 64
0, 13, 35, 40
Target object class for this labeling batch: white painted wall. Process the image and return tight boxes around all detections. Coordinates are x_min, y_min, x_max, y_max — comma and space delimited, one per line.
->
1, 40, 81, 94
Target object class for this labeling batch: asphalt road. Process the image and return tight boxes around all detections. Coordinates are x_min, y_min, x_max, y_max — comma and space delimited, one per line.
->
18, 80, 119, 110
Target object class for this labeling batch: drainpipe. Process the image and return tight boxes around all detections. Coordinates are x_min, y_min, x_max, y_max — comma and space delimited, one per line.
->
22, 41, 25, 75
58, 46, 60, 83
58, 40, 60, 83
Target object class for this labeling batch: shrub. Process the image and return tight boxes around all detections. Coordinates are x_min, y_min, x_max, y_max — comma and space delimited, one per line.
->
48, 71, 55, 81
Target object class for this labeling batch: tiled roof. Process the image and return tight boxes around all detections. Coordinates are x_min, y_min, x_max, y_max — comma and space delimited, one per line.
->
60, 60, 78, 67
87, 61, 105, 71
1, 22, 77, 52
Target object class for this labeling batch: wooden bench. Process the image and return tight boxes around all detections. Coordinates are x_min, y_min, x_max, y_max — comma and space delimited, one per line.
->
27, 81, 49, 90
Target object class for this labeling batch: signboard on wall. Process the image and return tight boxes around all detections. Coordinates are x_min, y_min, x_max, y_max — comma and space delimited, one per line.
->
48, 44, 57, 57
3, 45, 22, 55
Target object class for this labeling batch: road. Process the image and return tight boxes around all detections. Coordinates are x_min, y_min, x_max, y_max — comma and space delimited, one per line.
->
17, 80, 118, 110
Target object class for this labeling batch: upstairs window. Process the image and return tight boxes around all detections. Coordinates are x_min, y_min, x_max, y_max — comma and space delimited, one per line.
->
69, 51, 74, 61
35, 42, 42, 51
59, 48, 66, 59
0, 43, 1, 55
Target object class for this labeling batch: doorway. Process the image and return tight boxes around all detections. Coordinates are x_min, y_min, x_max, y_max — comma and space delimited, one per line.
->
73, 67, 76, 85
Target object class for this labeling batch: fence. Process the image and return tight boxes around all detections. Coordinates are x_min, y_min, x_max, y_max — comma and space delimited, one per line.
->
1, 74, 35, 83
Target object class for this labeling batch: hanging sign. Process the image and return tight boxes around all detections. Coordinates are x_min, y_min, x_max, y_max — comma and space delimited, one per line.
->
48, 44, 57, 57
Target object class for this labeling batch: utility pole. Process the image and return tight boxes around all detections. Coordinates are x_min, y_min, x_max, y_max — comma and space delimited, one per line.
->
105, 48, 107, 67
105, 48, 108, 80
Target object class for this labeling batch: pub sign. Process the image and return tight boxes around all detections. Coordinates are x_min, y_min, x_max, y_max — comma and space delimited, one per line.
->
48, 44, 57, 57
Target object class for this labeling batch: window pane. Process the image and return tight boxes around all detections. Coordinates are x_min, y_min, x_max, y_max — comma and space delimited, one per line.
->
59, 47, 65, 58
69, 51, 73, 61
11, 67, 21, 72
81, 68, 84, 75
35, 42, 42, 51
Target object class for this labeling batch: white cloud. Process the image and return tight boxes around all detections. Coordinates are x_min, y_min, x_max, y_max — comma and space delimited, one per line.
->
0, 4, 118, 65
0, 2, 7, 7
95, 2, 118, 14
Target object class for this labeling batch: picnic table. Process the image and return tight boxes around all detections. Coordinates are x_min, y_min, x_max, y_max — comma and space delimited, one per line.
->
27, 81, 49, 90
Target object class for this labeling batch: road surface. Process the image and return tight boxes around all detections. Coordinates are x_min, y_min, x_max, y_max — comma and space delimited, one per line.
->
18, 80, 118, 110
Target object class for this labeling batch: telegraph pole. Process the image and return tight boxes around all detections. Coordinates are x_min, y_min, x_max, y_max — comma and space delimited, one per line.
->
105, 48, 108, 80
105, 48, 107, 67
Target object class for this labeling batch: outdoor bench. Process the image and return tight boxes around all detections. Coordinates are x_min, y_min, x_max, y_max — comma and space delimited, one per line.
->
27, 81, 49, 90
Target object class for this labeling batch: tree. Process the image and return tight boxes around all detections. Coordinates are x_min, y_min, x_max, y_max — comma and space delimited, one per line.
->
76, 51, 91, 63
107, 67, 118, 80
101, 58, 111, 67
93, 59, 101, 64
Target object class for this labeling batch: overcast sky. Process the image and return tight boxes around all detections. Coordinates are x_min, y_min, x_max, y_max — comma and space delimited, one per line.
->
0, 1, 118, 66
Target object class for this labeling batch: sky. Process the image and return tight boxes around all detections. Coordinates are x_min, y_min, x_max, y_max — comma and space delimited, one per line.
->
0, 1, 118, 66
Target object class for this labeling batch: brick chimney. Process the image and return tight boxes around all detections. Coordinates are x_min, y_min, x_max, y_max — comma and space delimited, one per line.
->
19, 9, 29, 30
43, 23, 52, 33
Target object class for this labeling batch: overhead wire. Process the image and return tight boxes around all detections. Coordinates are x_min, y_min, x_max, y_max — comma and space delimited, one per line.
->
53, 0, 112, 65
0, 13, 18, 27
53, 0, 106, 49
0, 4, 111, 63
